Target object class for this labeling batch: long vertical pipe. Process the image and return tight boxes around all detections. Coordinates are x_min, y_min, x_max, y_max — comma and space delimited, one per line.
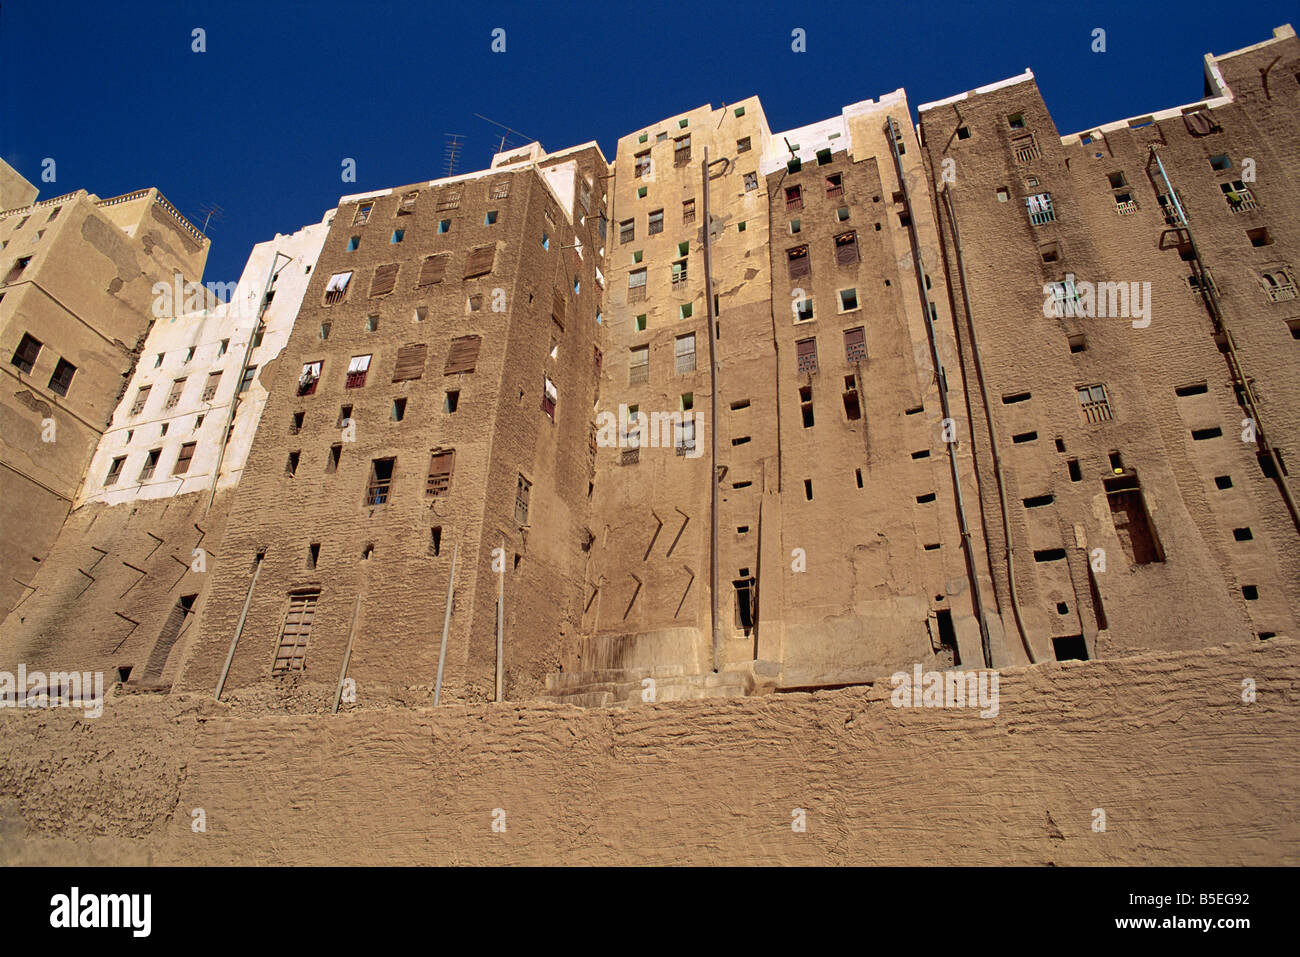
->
701, 147, 722, 673
939, 183, 1034, 664
495, 538, 505, 702
886, 116, 996, 667
433, 543, 458, 705
215, 553, 261, 699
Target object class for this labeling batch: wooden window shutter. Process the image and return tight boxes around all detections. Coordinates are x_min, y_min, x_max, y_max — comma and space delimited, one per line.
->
370, 263, 399, 297
392, 343, 428, 382
444, 335, 482, 375
464, 244, 496, 279
417, 254, 448, 286
787, 245, 810, 279
834, 231, 859, 266
796, 336, 818, 374
844, 326, 867, 362
426, 449, 455, 497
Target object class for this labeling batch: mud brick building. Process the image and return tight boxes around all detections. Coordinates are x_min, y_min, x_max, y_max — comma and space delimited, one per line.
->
1, 25, 1298, 713
172, 142, 610, 706
0, 217, 330, 686
0, 162, 209, 616
917, 23, 1300, 664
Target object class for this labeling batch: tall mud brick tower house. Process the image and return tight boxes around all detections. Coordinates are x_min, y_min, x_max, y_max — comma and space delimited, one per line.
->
917, 24, 1300, 663
1, 25, 1298, 714
0, 161, 209, 616
173, 143, 610, 706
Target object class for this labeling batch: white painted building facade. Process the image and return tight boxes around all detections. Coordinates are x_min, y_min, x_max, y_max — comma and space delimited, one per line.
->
78, 213, 334, 506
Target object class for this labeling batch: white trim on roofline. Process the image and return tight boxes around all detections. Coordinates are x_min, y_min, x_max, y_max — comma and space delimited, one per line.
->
917, 71, 1035, 114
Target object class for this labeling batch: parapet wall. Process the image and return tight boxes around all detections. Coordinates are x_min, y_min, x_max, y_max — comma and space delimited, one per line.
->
1, 639, 1296, 865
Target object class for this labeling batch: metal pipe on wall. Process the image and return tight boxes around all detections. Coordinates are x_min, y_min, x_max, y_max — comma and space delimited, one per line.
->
885, 117, 999, 668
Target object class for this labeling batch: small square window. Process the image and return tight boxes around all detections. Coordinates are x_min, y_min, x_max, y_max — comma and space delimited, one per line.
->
734, 106, 745, 117
790, 219, 802, 234
485, 210, 498, 225
996, 187, 1009, 203
680, 302, 693, 319
638, 132, 648, 143
737, 137, 751, 153
680, 392, 694, 411
1210, 154, 1231, 171
366, 314, 378, 332
957, 126, 970, 139
1008, 113, 1025, 129
744, 172, 758, 191
678, 118, 689, 129
1248, 228, 1272, 247
319, 321, 331, 340
635, 314, 647, 331
392, 398, 406, 421
839, 288, 858, 312
347, 236, 359, 251
738, 221, 746, 232
1107, 172, 1126, 189
633, 250, 643, 263
438, 219, 450, 233
637, 186, 647, 198
444, 390, 459, 413
796, 298, 814, 322
836, 207, 850, 222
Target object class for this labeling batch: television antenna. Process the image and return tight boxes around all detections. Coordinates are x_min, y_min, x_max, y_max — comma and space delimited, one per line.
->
474, 113, 536, 156
443, 134, 466, 178
197, 202, 225, 234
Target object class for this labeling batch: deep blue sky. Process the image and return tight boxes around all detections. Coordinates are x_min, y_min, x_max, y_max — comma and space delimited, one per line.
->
3, 0, 1294, 285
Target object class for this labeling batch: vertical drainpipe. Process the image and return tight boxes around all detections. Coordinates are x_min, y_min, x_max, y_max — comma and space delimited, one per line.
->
701, 146, 722, 674
940, 183, 1034, 664
496, 537, 505, 701
886, 117, 995, 668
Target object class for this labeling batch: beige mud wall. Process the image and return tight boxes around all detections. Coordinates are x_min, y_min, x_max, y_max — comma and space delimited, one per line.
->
1, 640, 1296, 865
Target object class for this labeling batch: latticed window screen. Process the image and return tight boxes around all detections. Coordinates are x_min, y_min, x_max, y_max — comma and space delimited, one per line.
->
796, 337, 818, 374
1078, 384, 1113, 423
426, 450, 455, 497
844, 327, 866, 362
629, 346, 649, 384
131, 385, 151, 415
272, 591, 319, 675
675, 334, 696, 375
202, 371, 222, 401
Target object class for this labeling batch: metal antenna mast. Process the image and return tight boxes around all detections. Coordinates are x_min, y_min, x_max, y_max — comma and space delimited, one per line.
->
443, 134, 466, 178
197, 202, 225, 234
474, 113, 536, 155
